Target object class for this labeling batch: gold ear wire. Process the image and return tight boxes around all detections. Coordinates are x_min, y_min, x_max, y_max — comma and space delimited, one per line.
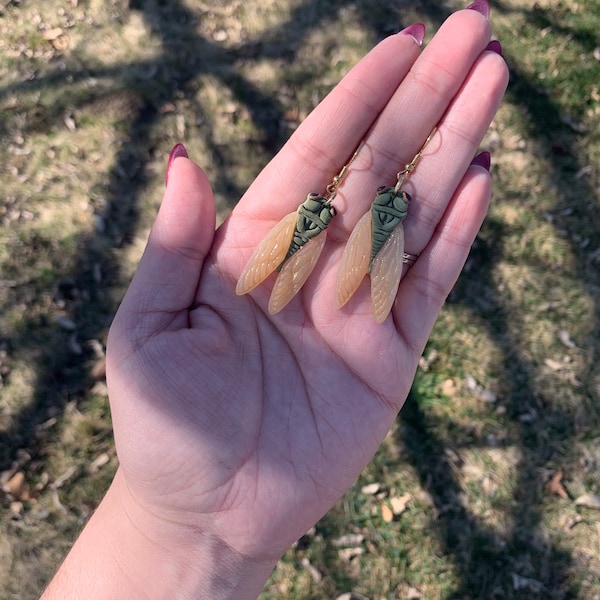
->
325, 140, 365, 201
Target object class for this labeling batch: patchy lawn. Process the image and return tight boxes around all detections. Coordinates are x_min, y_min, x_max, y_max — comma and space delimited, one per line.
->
1, 0, 599, 598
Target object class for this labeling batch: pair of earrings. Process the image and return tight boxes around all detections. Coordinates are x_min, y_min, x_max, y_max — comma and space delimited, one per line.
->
235, 131, 434, 322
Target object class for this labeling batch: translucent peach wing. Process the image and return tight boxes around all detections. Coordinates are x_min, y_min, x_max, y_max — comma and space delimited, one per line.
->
370, 223, 405, 323
335, 210, 371, 308
268, 231, 327, 314
236, 212, 297, 295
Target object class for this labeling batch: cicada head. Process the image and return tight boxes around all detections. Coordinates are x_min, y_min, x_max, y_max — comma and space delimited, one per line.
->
301, 193, 335, 226
303, 192, 326, 212
373, 186, 395, 207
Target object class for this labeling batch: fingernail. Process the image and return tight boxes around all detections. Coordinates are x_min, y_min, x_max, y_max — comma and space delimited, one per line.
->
485, 40, 502, 56
466, 0, 490, 18
399, 23, 425, 46
166, 143, 188, 187
471, 151, 491, 171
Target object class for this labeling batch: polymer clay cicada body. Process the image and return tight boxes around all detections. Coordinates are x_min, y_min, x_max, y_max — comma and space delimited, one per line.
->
236, 192, 336, 314
336, 186, 411, 323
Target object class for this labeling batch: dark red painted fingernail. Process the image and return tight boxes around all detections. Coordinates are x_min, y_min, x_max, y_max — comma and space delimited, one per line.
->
485, 40, 502, 56
399, 23, 426, 47
166, 143, 188, 187
471, 151, 491, 171
466, 0, 490, 18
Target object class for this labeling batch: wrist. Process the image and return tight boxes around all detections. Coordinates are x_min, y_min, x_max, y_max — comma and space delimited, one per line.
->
42, 469, 276, 600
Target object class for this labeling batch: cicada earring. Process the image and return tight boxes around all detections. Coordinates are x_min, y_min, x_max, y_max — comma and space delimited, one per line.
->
236, 142, 363, 314
335, 129, 435, 323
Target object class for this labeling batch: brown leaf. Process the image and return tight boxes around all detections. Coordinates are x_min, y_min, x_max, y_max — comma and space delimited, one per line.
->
3, 471, 26, 499
300, 557, 322, 583
381, 503, 394, 523
390, 493, 411, 515
546, 470, 569, 499
544, 358, 564, 372
42, 28, 64, 41
332, 533, 364, 548
361, 482, 381, 495
440, 378, 458, 398
338, 547, 364, 562
88, 453, 110, 474
91, 356, 106, 380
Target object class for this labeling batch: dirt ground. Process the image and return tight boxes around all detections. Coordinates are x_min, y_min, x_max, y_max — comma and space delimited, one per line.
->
1, 1, 600, 598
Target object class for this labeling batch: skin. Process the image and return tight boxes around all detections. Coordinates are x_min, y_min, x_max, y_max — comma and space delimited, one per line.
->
42, 5, 509, 600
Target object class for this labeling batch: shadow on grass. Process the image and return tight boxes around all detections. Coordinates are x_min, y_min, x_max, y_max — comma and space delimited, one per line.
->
0, 0, 597, 598
393, 3, 599, 598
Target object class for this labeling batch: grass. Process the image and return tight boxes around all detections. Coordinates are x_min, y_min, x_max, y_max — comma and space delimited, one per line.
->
1, 0, 600, 598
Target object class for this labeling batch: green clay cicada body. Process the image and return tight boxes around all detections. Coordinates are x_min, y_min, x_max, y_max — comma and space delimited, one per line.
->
336, 186, 411, 323
279, 193, 336, 270
369, 186, 411, 272
236, 192, 335, 314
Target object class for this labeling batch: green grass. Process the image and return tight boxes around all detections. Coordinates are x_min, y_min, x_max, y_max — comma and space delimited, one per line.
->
1, 0, 600, 598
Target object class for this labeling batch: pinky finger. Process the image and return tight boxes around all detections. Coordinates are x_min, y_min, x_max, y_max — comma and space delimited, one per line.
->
392, 156, 492, 351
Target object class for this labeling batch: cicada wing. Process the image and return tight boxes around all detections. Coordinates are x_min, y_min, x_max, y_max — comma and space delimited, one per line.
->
268, 231, 327, 315
370, 223, 405, 323
335, 210, 371, 308
236, 212, 297, 296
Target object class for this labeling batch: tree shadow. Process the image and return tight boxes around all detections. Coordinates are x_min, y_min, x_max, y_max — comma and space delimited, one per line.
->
0, 1, 597, 598
392, 3, 599, 598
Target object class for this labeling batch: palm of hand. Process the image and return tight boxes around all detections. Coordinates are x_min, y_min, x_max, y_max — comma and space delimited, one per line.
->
109, 221, 413, 560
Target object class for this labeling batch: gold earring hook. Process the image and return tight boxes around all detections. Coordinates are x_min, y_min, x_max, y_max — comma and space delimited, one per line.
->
394, 127, 437, 193
325, 140, 365, 201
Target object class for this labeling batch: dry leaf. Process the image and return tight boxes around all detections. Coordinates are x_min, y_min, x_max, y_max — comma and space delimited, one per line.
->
558, 329, 576, 348
465, 373, 497, 403
333, 533, 364, 547
34, 471, 49, 492
10, 501, 24, 516
88, 453, 110, 474
361, 482, 381, 495
418, 349, 438, 372
381, 503, 394, 522
90, 356, 107, 382
406, 586, 422, 599
300, 557, 322, 583
42, 27, 64, 41
3, 471, 26, 499
52, 465, 77, 489
440, 378, 457, 398
390, 493, 411, 515
544, 358, 564, 372
338, 547, 364, 562
546, 470, 569, 499
574, 494, 600, 510
54, 315, 76, 331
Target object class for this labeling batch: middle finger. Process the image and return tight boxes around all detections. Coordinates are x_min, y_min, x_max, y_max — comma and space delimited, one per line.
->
330, 7, 493, 239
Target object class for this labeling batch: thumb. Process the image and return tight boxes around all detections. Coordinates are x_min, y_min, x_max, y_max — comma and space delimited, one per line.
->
113, 146, 216, 336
